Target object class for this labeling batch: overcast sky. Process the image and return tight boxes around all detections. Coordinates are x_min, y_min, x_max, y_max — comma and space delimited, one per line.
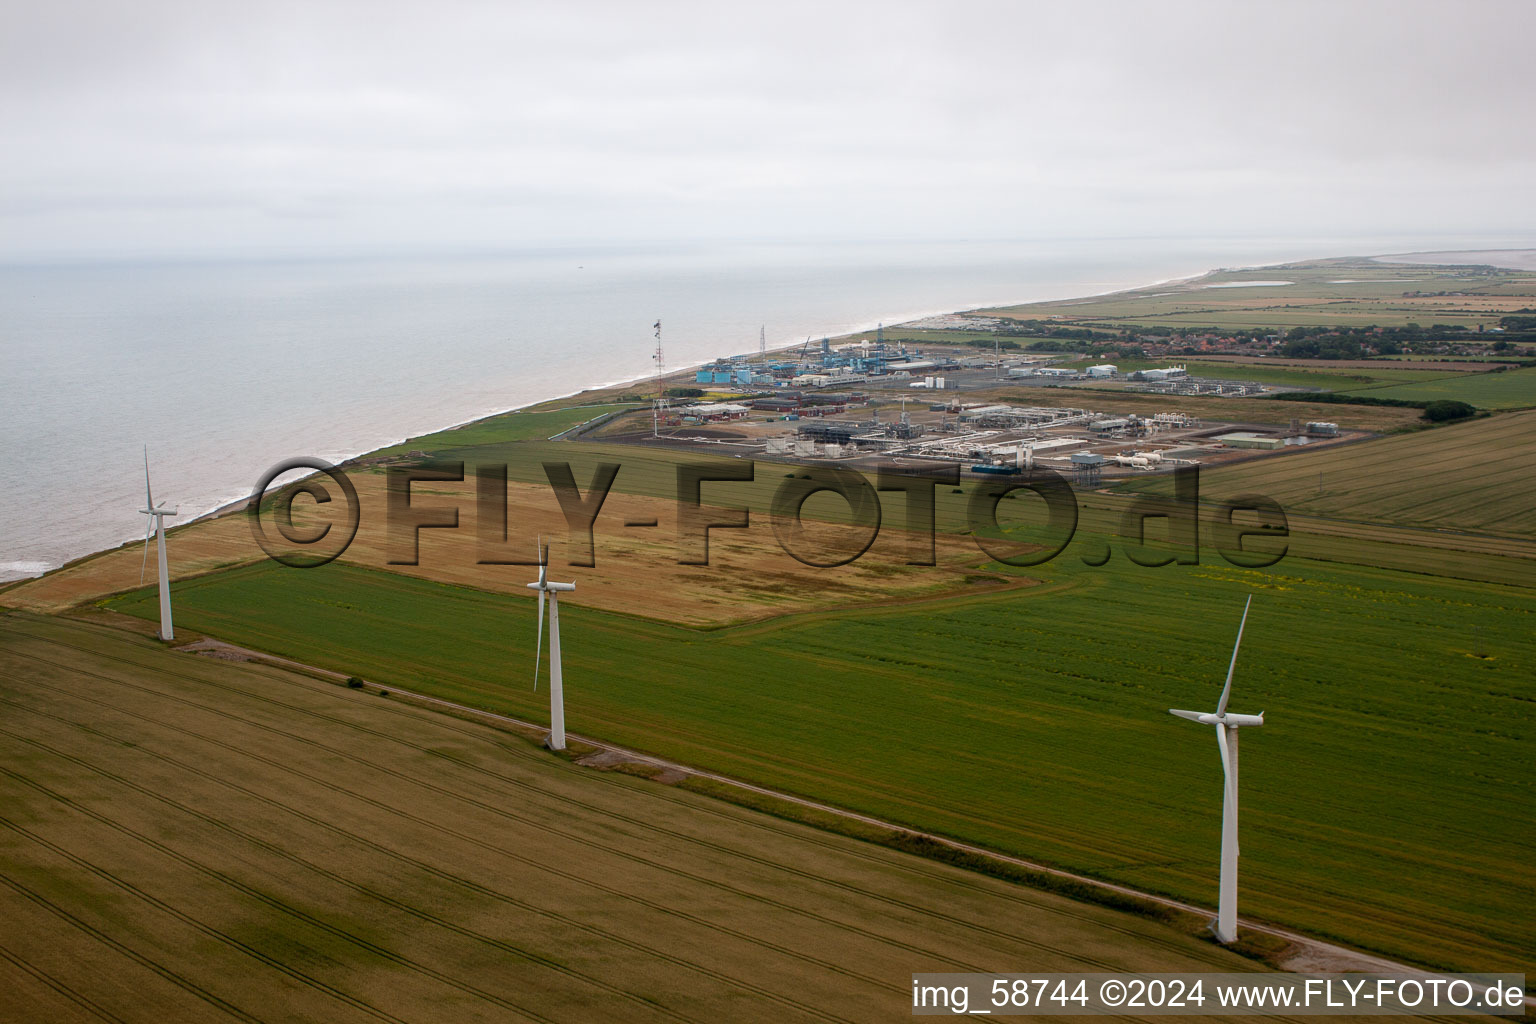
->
3, 0, 1532, 259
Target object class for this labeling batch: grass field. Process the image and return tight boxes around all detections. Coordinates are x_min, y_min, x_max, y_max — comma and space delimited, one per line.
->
1338, 367, 1536, 409
365, 403, 638, 458
105, 543, 1536, 976
0, 612, 1270, 1023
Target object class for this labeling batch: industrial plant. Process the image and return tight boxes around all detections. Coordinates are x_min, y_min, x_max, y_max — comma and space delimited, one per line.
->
619, 332, 1358, 481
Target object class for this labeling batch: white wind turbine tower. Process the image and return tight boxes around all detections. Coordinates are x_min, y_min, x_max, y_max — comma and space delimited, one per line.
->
138, 447, 178, 641
528, 540, 576, 751
1169, 595, 1265, 944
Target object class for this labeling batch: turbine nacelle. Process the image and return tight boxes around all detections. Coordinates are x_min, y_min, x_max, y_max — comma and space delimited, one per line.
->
141, 506, 177, 518
527, 580, 576, 592
1169, 709, 1264, 728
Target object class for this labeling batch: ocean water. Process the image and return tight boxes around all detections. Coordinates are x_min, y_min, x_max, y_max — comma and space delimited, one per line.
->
0, 236, 1465, 581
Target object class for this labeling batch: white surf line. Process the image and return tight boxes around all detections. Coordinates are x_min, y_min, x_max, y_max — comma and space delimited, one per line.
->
178, 636, 1529, 995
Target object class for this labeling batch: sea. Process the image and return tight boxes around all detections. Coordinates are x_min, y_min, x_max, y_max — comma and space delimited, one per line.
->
0, 234, 1508, 581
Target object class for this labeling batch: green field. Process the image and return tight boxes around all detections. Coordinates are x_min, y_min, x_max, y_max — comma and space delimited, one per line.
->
1116, 410, 1536, 537
1338, 367, 1536, 409
107, 541, 1536, 975
365, 403, 638, 458
1, 613, 1268, 1022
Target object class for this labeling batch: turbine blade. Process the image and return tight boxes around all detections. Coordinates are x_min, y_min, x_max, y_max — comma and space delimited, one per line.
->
1216, 595, 1251, 715
144, 446, 154, 508
1215, 720, 1232, 781
1215, 723, 1237, 844
140, 517, 153, 583
538, 535, 547, 587
533, 588, 545, 690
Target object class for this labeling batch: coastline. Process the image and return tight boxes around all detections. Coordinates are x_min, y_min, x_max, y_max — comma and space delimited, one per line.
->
8, 244, 1524, 585
78, 274, 1220, 544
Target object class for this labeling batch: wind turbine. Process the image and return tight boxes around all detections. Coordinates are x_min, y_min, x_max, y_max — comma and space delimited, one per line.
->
528, 540, 576, 751
139, 447, 178, 642
1169, 595, 1264, 944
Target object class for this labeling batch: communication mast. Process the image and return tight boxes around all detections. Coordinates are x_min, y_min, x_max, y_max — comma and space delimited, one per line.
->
759, 324, 766, 362
652, 319, 666, 437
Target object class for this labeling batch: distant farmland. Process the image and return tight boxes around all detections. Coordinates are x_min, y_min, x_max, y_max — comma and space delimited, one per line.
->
107, 548, 1536, 976
1118, 410, 1536, 537
1338, 367, 1536, 409
0, 614, 1261, 1023
975, 258, 1536, 331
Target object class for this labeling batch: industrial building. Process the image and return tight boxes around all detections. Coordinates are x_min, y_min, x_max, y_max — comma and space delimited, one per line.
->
694, 361, 776, 387
1215, 431, 1286, 451
1089, 417, 1137, 436
795, 422, 862, 444
681, 403, 750, 421
1129, 365, 1188, 382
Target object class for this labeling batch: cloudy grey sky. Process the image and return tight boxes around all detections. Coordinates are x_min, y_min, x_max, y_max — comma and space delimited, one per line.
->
3, 0, 1532, 259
